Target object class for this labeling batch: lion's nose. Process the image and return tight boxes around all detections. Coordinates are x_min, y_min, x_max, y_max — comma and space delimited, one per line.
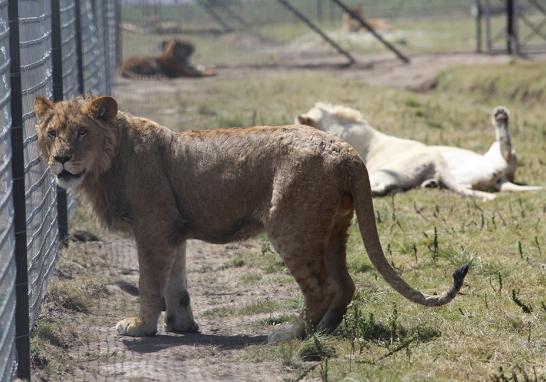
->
54, 155, 71, 164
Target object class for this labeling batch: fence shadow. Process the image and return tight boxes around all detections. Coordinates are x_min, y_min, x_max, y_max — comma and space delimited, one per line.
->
122, 332, 268, 354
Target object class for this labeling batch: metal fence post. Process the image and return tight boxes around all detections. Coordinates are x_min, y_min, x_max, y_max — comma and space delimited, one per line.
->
475, 0, 483, 53
116, 0, 122, 67
506, 0, 517, 54
51, 0, 68, 244
102, 1, 111, 94
485, 0, 492, 53
7, 0, 31, 379
74, 0, 85, 94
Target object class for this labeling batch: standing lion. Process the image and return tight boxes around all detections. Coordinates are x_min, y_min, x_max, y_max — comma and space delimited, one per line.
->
120, 38, 215, 79
34, 95, 468, 342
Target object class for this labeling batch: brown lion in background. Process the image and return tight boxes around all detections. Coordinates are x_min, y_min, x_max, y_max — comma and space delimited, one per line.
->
120, 38, 215, 79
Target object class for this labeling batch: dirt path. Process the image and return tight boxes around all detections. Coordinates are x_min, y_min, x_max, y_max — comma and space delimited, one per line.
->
66, 238, 302, 382
215, 52, 518, 90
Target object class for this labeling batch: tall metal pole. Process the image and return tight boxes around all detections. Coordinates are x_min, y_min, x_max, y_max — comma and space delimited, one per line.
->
506, 0, 518, 54
485, 0, 492, 52
75, 0, 85, 94
475, 0, 483, 53
51, 0, 69, 244
116, 0, 122, 67
8, 0, 31, 379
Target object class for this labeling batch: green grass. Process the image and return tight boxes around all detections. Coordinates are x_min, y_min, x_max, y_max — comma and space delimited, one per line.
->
221, 244, 287, 275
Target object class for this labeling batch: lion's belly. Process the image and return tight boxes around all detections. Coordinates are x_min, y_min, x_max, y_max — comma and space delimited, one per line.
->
440, 146, 505, 189
187, 216, 265, 244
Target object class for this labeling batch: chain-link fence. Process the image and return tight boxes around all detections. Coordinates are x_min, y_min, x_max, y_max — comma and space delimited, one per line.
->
120, 0, 476, 70
0, 1, 16, 380
120, 0, 546, 72
0, 1, 119, 380
477, 0, 546, 54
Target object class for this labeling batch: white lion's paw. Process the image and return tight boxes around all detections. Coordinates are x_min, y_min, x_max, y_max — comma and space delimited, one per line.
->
493, 106, 509, 123
481, 193, 496, 201
268, 323, 305, 344
116, 317, 156, 337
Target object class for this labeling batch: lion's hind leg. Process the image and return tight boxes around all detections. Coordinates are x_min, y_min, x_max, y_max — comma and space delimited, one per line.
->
164, 242, 199, 333
316, 211, 355, 334
267, 242, 337, 343
369, 170, 407, 196
497, 180, 543, 192
266, 193, 355, 343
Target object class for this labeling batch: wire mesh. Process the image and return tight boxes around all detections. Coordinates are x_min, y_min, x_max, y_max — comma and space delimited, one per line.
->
105, 0, 120, 93
0, 1, 17, 380
60, 0, 79, 100
119, 0, 477, 71
81, 0, 109, 95
17, 0, 58, 330
0, 0, 119, 379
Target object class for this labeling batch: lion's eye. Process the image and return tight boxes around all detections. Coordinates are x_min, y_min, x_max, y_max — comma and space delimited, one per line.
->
78, 128, 88, 137
47, 130, 56, 139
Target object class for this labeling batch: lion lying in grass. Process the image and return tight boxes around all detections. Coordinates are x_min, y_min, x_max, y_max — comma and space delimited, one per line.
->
297, 103, 542, 200
120, 39, 215, 79
35, 95, 468, 342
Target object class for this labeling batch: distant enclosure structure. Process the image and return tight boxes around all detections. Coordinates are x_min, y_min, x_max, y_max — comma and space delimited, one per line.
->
120, 0, 477, 69
475, 0, 546, 54
121, 0, 544, 73
0, 1, 119, 380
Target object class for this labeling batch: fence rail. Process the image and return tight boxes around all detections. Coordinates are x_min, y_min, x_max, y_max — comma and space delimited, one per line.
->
0, 1, 120, 380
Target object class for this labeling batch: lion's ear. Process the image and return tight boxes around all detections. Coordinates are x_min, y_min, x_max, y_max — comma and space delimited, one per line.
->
87, 96, 118, 122
34, 96, 55, 122
297, 115, 314, 127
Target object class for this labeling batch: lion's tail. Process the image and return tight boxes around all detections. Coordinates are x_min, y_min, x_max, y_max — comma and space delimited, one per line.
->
349, 160, 469, 307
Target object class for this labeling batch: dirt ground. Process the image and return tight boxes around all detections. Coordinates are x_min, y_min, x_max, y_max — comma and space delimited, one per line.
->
65, 238, 298, 381
36, 51, 541, 382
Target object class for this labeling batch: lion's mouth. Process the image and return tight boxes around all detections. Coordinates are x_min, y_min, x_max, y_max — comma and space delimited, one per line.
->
57, 169, 85, 180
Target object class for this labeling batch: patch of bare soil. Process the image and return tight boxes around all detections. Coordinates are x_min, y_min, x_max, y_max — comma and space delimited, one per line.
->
216, 52, 517, 91
347, 52, 514, 90
55, 238, 301, 382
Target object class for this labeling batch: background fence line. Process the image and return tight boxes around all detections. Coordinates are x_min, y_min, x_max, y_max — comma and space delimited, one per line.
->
0, 1, 120, 380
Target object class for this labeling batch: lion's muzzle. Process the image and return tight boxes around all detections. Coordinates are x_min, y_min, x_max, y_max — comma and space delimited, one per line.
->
50, 157, 86, 189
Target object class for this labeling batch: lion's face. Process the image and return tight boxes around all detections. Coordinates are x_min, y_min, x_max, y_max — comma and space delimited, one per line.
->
297, 103, 366, 134
162, 39, 194, 61
34, 96, 119, 190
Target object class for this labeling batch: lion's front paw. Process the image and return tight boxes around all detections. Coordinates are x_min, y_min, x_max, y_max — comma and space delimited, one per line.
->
116, 317, 157, 337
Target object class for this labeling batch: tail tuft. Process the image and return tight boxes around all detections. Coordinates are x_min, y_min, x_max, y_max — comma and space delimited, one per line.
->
452, 264, 470, 290
493, 106, 509, 124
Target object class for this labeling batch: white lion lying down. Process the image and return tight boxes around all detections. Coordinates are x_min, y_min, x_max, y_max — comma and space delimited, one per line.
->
297, 103, 542, 200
